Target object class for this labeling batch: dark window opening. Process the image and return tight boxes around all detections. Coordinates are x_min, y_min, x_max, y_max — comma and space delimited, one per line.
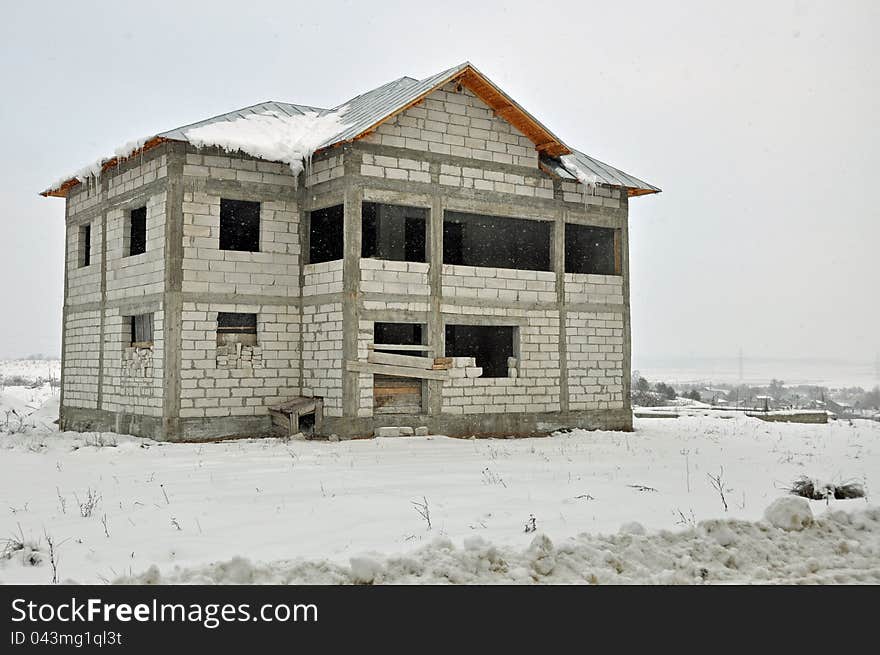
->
220, 199, 260, 252
78, 223, 91, 268
445, 325, 516, 378
128, 206, 147, 257
217, 312, 258, 346
374, 322, 423, 356
565, 224, 619, 275
309, 204, 344, 264
130, 314, 154, 347
443, 211, 550, 271
361, 202, 427, 262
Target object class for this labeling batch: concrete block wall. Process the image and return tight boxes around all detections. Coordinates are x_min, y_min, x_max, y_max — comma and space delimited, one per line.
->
107, 154, 168, 199
442, 264, 556, 303
105, 191, 166, 301
440, 305, 561, 415
564, 273, 624, 305
360, 153, 432, 183
359, 82, 539, 168
566, 311, 625, 411
183, 153, 297, 188
65, 213, 103, 306
561, 181, 620, 208
356, 319, 377, 418
61, 309, 102, 409
302, 302, 344, 417
179, 302, 300, 419
360, 259, 430, 296
303, 260, 343, 296
437, 163, 554, 199
101, 308, 164, 417
180, 189, 300, 297
305, 153, 344, 187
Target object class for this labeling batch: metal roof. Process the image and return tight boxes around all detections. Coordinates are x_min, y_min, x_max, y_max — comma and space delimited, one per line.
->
156, 100, 327, 141
43, 62, 660, 197
542, 150, 661, 195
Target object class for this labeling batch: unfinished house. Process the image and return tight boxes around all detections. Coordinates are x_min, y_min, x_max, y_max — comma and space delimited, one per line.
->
42, 62, 660, 441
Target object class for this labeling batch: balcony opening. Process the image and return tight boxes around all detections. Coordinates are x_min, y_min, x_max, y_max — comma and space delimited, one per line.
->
362, 202, 426, 263
565, 223, 620, 275
309, 204, 344, 264
443, 211, 550, 271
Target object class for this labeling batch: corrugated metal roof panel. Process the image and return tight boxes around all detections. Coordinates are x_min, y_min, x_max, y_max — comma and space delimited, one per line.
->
156, 101, 326, 141
545, 149, 660, 195
315, 63, 470, 148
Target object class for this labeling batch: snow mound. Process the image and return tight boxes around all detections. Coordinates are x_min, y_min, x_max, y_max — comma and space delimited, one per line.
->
764, 497, 813, 531
113, 503, 880, 585
184, 110, 350, 179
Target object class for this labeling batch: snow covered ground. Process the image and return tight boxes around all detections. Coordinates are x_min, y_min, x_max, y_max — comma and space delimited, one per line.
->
0, 359, 877, 584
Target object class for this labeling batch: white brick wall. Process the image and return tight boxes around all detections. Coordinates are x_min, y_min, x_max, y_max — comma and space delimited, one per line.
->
360, 153, 431, 183
305, 153, 344, 187
303, 260, 343, 296
101, 309, 164, 417
360, 259, 429, 295
360, 82, 539, 168
440, 306, 561, 415
62, 309, 102, 409
66, 218, 102, 306
106, 192, 166, 301
561, 181, 620, 208
181, 182, 300, 297
442, 264, 556, 303
564, 273, 624, 305
566, 311, 625, 411
183, 154, 297, 187
302, 302, 344, 417
107, 155, 168, 199
179, 302, 301, 419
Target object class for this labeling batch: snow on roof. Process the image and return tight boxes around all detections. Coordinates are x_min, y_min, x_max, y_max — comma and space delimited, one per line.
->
183, 107, 352, 178
41, 62, 661, 198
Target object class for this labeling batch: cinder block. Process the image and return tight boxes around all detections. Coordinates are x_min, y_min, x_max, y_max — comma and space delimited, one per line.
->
375, 427, 400, 438
415, 426, 429, 436
465, 367, 483, 378
398, 426, 414, 436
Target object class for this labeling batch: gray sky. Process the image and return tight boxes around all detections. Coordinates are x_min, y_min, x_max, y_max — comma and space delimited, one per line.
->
1, 0, 877, 368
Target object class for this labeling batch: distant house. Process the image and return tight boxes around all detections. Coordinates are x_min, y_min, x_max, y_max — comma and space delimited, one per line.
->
700, 388, 728, 404
41, 62, 659, 441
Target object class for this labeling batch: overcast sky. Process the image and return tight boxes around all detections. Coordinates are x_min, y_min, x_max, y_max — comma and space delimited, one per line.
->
0, 0, 877, 369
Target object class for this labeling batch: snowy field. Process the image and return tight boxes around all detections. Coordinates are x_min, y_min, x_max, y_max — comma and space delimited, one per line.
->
1, 360, 878, 584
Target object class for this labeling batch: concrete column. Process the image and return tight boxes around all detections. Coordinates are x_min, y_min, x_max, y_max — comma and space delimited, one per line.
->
96, 175, 109, 411
426, 192, 445, 416
162, 143, 185, 440
619, 191, 632, 415
341, 148, 363, 418
554, 209, 569, 414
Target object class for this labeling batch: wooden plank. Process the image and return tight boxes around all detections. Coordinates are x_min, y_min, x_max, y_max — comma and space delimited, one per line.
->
347, 360, 448, 380
368, 351, 435, 370
368, 343, 431, 352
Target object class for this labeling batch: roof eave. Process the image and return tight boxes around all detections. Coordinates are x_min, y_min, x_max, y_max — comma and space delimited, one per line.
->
40, 136, 174, 198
